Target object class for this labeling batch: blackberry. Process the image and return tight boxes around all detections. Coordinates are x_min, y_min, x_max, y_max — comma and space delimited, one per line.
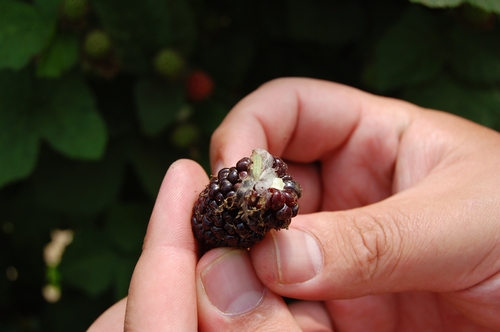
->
192, 149, 302, 250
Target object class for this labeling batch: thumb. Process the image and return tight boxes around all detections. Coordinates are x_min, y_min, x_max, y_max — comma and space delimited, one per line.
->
250, 179, 500, 299
196, 248, 301, 332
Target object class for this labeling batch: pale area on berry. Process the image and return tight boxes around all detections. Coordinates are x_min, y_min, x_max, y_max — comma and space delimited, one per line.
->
247, 149, 285, 193
238, 149, 285, 218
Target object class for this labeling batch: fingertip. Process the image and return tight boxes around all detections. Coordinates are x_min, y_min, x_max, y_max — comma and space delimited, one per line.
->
210, 124, 265, 173
144, 158, 208, 250
125, 159, 204, 331
165, 158, 209, 188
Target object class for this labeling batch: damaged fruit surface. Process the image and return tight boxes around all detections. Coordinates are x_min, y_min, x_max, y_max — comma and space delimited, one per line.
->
192, 149, 302, 250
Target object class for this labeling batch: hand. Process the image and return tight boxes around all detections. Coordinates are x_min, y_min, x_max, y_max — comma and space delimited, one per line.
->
210, 78, 500, 331
88, 159, 306, 331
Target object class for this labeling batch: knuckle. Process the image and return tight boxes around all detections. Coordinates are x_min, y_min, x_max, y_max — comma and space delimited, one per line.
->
346, 210, 404, 283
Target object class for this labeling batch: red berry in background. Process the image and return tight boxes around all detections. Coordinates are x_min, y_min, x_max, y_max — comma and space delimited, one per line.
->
186, 70, 214, 102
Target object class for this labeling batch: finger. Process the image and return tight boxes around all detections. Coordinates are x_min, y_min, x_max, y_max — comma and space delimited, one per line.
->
210, 78, 414, 211
324, 295, 399, 331
196, 247, 301, 332
124, 159, 208, 331
445, 274, 500, 330
247, 104, 500, 297
325, 293, 487, 331
251, 165, 500, 299
210, 77, 413, 165
288, 301, 334, 332
88, 297, 127, 332
286, 161, 322, 214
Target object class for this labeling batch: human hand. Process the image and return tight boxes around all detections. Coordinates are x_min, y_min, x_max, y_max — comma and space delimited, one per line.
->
210, 78, 500, 331
88, 159, 306, 331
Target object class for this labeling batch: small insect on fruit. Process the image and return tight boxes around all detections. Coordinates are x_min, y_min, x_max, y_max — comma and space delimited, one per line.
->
192, 149, 302, 250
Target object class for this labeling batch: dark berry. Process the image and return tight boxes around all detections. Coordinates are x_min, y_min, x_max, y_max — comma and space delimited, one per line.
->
273, 157, 288, 177
227, 167, 239, 184
236, 157, 251, 172
218, 168, 230, 179
192, 149, 302, 250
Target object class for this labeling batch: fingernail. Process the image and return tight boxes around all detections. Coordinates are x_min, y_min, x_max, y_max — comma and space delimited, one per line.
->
274, 229, 322, 284
202, 250, 265, 315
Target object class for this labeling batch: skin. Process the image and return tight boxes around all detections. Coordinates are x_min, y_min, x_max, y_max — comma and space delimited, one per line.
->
89, 78, 500, 331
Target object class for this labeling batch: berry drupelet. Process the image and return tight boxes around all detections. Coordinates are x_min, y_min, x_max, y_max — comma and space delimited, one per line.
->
192, 149, 302, 250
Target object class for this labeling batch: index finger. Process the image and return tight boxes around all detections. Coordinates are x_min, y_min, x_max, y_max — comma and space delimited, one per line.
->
124, 159, 208, 331
210, 77, 412, 170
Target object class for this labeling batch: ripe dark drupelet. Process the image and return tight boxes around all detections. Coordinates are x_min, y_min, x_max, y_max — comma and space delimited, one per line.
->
192, 149, 302, 250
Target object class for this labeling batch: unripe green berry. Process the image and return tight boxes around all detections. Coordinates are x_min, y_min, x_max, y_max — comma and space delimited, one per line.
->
170, 123, 199, 149
61, 0, 88, 21
84, 30, 112, 59
154, 49, 185, 79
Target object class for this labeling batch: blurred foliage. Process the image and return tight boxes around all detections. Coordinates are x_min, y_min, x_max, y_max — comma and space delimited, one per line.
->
1, 0, 500, 330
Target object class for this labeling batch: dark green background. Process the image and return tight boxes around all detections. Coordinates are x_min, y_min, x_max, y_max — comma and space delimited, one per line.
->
1, 0, 500, 330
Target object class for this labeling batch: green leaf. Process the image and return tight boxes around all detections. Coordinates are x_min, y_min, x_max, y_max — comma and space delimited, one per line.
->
128, 142, 176, 199
195, 101, 230, 136
38, 74, 107, 159
367, 6, 445, 92
466, 0, 500, 13
90, 0, 172, 73
60, 208, 145, 299
410, 0, 500, 13
33, 145, 126, 216
199, 34, 255, 87
105, 203, 149, 253
170, 123, 199, 149
59, 229, 116, 297
287, 0, 365, 45
0, 0, 56, 70
135, 78, 184, 136
0, 122, 38, 187
37, 33, 79, 78
43, 293, 109, 331
35, 0, 65, 17
167, 0, 197, 55
448, 26, 500, 85
0, 70, 39, 187
402, 75, 500, 127
409, 0, 462, 8
90, 0, 197, 73
113, 255, 137, 300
